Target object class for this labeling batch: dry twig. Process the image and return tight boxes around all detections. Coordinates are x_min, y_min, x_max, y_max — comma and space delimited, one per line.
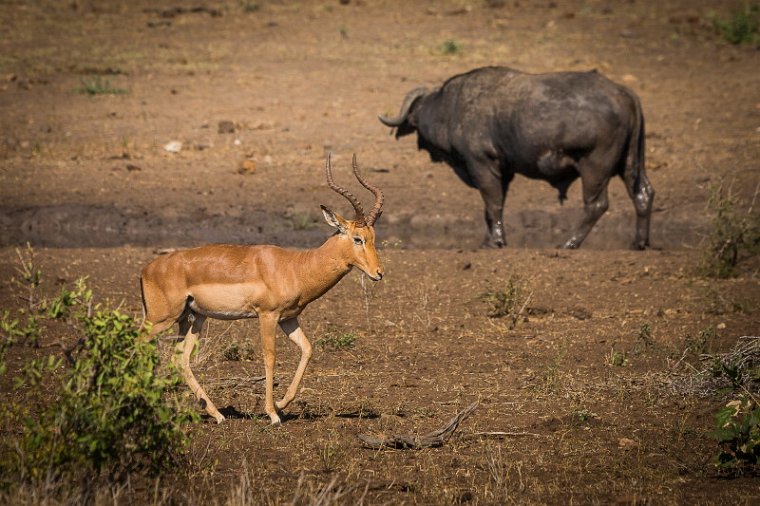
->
358, 401, 478, 449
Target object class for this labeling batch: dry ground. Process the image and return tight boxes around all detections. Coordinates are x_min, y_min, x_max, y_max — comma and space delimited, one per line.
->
1, 0, 759, 504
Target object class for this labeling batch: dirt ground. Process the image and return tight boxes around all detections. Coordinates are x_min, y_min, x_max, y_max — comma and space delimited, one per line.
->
1, 0, 759, 504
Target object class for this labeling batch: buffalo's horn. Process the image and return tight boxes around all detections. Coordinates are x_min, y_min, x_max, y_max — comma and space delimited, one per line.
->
325, 153, 367, 227
378, 87, 428, 127
350, 154, 384, 226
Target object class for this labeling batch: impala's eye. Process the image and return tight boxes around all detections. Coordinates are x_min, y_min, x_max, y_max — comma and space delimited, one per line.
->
353, 236, 364, 246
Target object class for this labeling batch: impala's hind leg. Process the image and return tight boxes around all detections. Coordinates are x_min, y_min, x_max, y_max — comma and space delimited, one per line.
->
173, 314, 225, 423
276, 317, 313, 411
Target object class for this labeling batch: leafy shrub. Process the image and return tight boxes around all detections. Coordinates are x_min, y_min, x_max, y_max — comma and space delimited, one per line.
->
19, 308, 196, 479
712, 3, 760, 46
0, 257, 196, 484
711, 396, 760, 471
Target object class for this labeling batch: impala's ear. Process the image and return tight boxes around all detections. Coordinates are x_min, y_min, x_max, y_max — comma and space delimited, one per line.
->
321, 205, 348, 234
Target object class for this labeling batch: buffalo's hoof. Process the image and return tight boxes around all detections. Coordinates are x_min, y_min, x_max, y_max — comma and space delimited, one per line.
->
480, 239, 505, 249
630, 241, 649, 251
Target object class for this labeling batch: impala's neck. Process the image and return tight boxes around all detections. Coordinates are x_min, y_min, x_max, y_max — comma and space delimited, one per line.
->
296, 234, 354, 304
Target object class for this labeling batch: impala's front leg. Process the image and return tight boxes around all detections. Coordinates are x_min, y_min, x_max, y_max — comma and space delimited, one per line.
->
276, 317, 313, 411
259, 313, 281, 425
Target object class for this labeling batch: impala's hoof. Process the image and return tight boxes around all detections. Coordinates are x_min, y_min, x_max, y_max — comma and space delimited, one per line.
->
214, 413, 226, 424
268, 413, 282, 426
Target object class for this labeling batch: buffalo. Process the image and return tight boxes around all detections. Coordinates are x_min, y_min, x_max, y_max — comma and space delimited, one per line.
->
379, 66, 654, 249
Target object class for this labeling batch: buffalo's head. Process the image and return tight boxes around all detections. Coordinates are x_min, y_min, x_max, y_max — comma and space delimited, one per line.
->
378, 87, 429, 139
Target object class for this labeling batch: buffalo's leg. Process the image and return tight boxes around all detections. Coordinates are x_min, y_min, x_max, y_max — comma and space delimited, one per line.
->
563, 170, 610, 249
470, 159, 510, 248
622, 171, 655, 250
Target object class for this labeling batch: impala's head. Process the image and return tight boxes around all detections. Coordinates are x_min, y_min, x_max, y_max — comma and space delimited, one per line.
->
322, 154, 385, 281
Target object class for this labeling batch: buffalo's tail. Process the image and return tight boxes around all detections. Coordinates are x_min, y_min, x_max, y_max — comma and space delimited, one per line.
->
622, 88, 646, 196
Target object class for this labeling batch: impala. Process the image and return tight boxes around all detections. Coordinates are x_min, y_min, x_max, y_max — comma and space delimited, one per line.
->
140, 154, 384, 425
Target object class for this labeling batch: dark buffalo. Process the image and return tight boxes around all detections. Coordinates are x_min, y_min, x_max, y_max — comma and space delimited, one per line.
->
379, 66, 654, 249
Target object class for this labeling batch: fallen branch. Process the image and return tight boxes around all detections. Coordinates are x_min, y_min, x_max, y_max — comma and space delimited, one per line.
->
358, 401, 478, 450
469, 431, 543, 438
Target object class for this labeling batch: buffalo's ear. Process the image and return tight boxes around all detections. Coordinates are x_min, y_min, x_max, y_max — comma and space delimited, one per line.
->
321, 205, 348, 234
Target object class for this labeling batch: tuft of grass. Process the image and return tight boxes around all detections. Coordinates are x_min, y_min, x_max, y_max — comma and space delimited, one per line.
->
78, 75, 129, 96
684, 326, 716, 357
698, 182, 760, 278
439, 39, 462, 55
607, 348, 627, 367
316, 332, 359, 350
712, 3, 760, 46
636, 323, 654, 348
240, 1, 260, 13
480, 276, 531, 328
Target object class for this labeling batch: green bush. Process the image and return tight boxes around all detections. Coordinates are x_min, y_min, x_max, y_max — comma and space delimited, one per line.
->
20, 308, 196, 479
1, 258, 196, 485
711, 396, 760, 471
713, 3, 760, 46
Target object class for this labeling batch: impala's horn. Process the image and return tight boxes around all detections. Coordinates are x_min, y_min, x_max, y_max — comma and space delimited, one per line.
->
325, 153, 367, 227
351, 154, 384, 226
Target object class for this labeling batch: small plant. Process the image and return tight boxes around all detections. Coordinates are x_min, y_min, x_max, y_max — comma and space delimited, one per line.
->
43, 277, 92, 319
685, 326, 716, 356
223, 343, 242, 361
698, 182, 760, 278
1, 310, 41, 348
480, 276, 530, 327
711, 396, 760, 471
571, 408, 599, 426
637, 323, 654, 348
712, 3, 760, 46
240, 1, 260, 12
316, 332, 358, 350
607, 348, 627, 367
288, 212, 317, 231
440, 39, 462, 55
12, 243, 41, 310
318, 433, 343, 473
78, 75, 128, 96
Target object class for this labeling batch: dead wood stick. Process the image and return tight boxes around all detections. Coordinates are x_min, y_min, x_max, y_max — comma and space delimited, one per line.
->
358, 401, 478, 449
470, 431, 543, 438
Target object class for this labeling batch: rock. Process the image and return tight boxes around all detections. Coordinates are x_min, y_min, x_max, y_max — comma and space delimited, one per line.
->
238, 159, 257, 175
163, 140, 182, 153
218, 120, 235, 134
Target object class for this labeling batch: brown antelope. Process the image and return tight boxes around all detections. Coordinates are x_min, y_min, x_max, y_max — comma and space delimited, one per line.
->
140, 154, 384, 425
